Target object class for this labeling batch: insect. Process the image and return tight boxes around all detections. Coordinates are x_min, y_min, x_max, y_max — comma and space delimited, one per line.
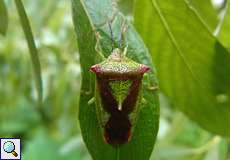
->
89, 22, 150, 145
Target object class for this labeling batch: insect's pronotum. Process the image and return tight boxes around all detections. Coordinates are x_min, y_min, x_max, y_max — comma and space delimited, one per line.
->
90, 22, 150, 145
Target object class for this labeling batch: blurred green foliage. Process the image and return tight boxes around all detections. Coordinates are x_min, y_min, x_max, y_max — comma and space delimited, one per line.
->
0, 1, 87, 160
0, 0, 8, 35
0, 0, 229, 160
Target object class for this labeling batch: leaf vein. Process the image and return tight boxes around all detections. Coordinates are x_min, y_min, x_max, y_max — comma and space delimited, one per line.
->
151, 0, 205, 90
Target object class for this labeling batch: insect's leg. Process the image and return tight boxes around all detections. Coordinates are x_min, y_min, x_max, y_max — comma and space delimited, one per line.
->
95, 32, 106, 60
148, 85, 159, 91
88, 97, 95, 105
148, 76, 159, 91
86, 73, 93, 95
144, 73, 159, 91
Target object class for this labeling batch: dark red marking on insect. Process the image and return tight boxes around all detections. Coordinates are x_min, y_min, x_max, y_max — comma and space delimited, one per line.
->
90, 61, 150, 145
104, 113, 131, 145
139, 64, 150, 74
96, 76, 118, 114
90, 65, 102, 74
96, 76, 141, 145
90, 64, 150, 78
121, 79, 141, 114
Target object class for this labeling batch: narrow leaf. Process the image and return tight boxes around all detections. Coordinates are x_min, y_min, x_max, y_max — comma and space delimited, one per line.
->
0, 0, 8, 35
15, 0, 43, 107
134, 0, 230, 136
219, 1, 230, 48
72, 0, 159, 159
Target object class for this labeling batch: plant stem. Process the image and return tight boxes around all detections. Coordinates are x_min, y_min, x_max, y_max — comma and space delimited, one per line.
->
14, 0, 43, 109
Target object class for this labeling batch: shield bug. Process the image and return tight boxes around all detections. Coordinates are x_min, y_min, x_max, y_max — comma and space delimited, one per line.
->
90, 23, 150, 145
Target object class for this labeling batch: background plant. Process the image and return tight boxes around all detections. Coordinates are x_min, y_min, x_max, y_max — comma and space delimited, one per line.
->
0, 0, 230, 160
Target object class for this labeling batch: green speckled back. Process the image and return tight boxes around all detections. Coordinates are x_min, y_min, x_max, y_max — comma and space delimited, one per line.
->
91, 47, 150, 145
109, 80, 132, 110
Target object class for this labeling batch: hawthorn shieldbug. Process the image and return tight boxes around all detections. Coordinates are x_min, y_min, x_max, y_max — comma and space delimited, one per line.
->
90, 24, 150, 145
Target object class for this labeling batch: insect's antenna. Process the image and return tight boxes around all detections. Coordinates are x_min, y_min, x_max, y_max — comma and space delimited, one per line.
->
119, 20, 128, 50
108, 22, 115, 51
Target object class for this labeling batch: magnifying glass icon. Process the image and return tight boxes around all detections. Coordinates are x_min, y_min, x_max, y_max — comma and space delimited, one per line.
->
3, 141, 18, 157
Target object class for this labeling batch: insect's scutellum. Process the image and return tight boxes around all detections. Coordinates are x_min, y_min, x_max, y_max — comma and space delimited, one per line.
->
90, 46, 150, 145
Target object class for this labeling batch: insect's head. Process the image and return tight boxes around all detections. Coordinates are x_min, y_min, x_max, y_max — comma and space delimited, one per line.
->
90, 21, 150, 78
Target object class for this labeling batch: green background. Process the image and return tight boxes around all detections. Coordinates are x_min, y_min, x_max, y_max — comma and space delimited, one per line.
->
0, 0, 230, 160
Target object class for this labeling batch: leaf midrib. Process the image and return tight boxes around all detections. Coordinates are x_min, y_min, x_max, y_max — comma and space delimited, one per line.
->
79, 1, 121, 160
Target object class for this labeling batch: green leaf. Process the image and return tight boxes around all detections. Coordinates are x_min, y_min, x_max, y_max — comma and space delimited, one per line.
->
15, 0, 43, 108
23, 130, 83, 160
134, 0, 230, 136
187, 0, 218, 31
23, 130, 60, 160
72, 0, 159, 160
118, 0, 134, 16
0, 0, 8, 35
219, 1, 230, 48
0, 98, 41, 135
